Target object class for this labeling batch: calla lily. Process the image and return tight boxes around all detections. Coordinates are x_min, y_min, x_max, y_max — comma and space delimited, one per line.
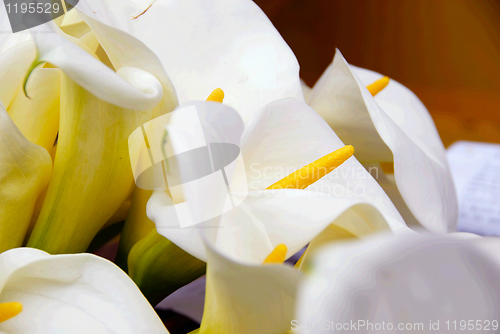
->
69, 0, 306, 284
149, 98, 408, 261
74, 0, 303, 123
306, 50, 458, 234
60, 4, 212, 297
148, 98, 411, 332
0, 104, 52, 252
0, 5, 101, 108
22, 9, 212, 304
67, 0, 306, 256
296, 233, 500, 334
1, 11, 101, 155
23, 21, 177, 253
60, 4, 182, 263
0, 247, 168, 333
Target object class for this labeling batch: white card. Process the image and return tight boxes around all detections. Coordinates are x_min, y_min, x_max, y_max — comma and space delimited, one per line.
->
447, 141, 500, 236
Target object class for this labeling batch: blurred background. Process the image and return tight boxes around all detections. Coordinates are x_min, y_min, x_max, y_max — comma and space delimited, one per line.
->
254, 0, 500, 147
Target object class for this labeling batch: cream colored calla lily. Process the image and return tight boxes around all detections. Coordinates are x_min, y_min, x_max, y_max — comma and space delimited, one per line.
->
0, 104, 52, 252
0, 247, 169, 333
56, 5, 181, 269
23, 21, 177, 253
297, 233, 500, 334
13, 12, 203, 307
62, 6, 208, 300
7, 67, 60, 153
307, 50, 458, 234
0, 7, 102, 109
148, 98, 411, 332
1, 11, 102, 159
71, 0, 306, 282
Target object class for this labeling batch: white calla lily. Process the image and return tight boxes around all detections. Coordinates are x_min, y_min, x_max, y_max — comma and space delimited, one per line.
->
0, 247, 168, 333
297, 233, 500, 334
148, 98, 410, 332
307, 50, 458, 234
75, 0, 303, 122
149, 98, 408, 262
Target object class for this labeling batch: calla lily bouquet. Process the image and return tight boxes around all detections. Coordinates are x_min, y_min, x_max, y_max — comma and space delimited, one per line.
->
0, 0, 495, 333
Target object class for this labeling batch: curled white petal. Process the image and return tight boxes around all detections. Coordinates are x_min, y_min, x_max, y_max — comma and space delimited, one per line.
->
116, 66, 163, 105
30, 22, 163, 110
0, 248, 169, 333
308, 50, 458, 233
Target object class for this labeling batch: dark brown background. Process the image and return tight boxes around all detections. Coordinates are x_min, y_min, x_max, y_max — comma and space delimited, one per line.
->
254, 0, 500, 147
